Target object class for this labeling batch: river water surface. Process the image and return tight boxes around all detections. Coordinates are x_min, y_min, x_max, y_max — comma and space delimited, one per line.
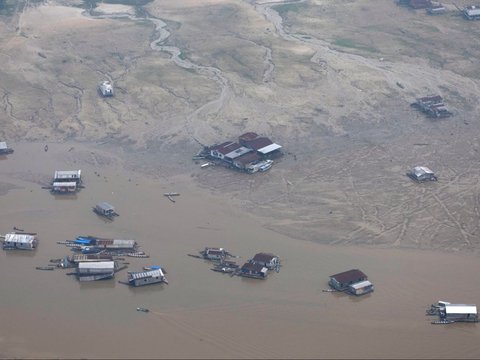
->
0, 142, 479, 359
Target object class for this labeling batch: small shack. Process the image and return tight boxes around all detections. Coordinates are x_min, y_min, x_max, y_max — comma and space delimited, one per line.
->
127, 268, 168, 287
52, 181, 77, 194
53, 170, 82, 184
250, 252, 280, 270
2, 233, 37, 250
99, 81, 114, 97
439, 304, 478, 323
93, 202, 118, 219
348, 280, 374, 296
407, 166, 437, 182
200, 247, 230, 261
462, 5, 480, 20
238, 262, 268, 279
76, 261, 115, 281
0, 142, 14, 155
329, 269, 368, 291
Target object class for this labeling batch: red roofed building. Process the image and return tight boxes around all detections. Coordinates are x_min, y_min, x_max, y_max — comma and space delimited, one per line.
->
238, 132, 282, 158
329, 269, 368, 291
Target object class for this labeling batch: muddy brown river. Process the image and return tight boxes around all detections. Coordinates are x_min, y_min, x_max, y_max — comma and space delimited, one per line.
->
0, 142, 478, 359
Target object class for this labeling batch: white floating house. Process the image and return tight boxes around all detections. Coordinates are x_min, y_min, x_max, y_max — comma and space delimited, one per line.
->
200, 247, 229, 260
76, 261, 115, 282
93, 202, 118, 219
54, 170, 82, 184
2, 233, 37, 250
52, 181, 77, 194
127, 268, 168, 287
440, 304, 478, 323
348, 280, 374, 296
99, 81, 114, 97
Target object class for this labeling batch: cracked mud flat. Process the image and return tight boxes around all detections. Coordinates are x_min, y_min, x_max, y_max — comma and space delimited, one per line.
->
0, 0, 480, 358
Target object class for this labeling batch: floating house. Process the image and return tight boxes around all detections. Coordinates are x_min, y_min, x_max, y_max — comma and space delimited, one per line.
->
329, 269, 368, 291
76, 261, 115, 281
127, 268, 168, 287
210, 141, 252, 164
2, 233, 37, 250
439, 304, 478, 323
200, 247, 231, 261
238, 262, 268, 279
99, 81, 114, 97
51, 170, 82, 194
52, 181, 77, 194
250, 252, 280, 270
0, 142, 14, 155
407, 166, 437, 182
348, 280, 374, 296
74, 236, 136, 250
462, 5, 480, 20
54, 170, 82, 184
93, 202, 119, 219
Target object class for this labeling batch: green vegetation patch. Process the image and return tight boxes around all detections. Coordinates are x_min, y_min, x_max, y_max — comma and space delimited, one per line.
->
332, 38, 378, 53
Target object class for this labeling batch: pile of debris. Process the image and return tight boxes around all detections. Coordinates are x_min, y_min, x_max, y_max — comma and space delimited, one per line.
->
411, 95, 452, 118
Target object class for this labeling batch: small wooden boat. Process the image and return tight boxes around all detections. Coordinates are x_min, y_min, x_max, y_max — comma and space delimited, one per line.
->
127, 252, 149, 258
36, 266, 55, 271
431, 320, 454, 325
163, 192, 180, 197
211, 267, 236, 274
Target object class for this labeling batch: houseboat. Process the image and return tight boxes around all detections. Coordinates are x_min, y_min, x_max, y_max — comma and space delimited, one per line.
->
53, 170, 82, 184
250, 252, 280, 270
2, 233, 38, 250
76, 261, 115, 281
329, 269, 368, 291
437, 304, 478, 323
93, 202, 119, 219
199, 247, 232, 261
238, 262, 268, 279
348, 280, 374, 296
127, 268, 168, 287
52, 181, 77, 194
51, 170, 82, 194
0, 142, 14, 155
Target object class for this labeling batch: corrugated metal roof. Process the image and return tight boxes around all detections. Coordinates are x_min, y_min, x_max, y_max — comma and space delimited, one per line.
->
53, 182, 77, 187
349, 280, 373, 290
97, 202, 114, 211
445, 304, 477, 314
129, 269, 164, 280
78, 261, 115, 270
413, 166, 434, 176
330, 269, 367, 283
5, 233, 35, 244
258, 143, 282, 154
225, 146, 251, 159
54, 170, 81, 179
252, 253, 277, 263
